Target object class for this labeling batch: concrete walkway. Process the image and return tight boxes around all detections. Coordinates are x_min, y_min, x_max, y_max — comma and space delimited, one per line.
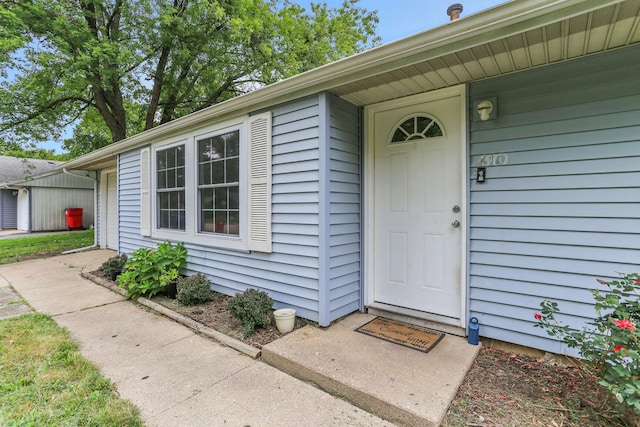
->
0, 250, 392, 426
0, 275, 31, 320
263, 315, 479, 426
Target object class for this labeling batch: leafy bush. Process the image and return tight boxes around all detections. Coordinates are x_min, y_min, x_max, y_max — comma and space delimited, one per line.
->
227, 288, 273, 339
176, 274, 212, 306
535, 273, 640, 416
117, 241, 187, 299
99, 253, 128, 275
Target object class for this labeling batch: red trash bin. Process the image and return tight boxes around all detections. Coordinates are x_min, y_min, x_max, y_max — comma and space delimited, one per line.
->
65, 208, 83, 230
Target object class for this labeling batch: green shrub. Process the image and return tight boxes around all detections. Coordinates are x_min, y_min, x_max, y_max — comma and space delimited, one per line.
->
227, 288, 273, 339
176, 274, 212, 306
99, 253, 128, 275
117, 241, 187, 299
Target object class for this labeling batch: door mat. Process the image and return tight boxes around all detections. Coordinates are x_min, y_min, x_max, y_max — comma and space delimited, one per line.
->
356, 317, 445, 353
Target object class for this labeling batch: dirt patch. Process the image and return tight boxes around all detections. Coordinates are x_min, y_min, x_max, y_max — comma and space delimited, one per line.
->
443, 347, 636, 426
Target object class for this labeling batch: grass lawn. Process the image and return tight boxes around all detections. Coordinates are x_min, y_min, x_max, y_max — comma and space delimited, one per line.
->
0, 230, 94, 264
0, 313, 143, 426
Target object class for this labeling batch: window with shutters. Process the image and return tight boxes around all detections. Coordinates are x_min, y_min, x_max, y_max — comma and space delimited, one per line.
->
145, 113, 271, 252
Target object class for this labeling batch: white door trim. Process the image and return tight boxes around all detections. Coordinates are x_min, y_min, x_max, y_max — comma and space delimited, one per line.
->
100, 168, 118, 250
17, 189, 29, 231
363, 85, 468, 328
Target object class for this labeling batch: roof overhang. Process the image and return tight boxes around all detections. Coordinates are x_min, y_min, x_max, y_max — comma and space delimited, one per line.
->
63, 0, 638, 170
0, 168, 90, 187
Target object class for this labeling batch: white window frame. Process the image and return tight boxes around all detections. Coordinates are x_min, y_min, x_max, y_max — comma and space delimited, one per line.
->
150, 117, 249, 251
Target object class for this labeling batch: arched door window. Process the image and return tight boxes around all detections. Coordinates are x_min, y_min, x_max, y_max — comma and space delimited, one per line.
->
390, 116, 443, 144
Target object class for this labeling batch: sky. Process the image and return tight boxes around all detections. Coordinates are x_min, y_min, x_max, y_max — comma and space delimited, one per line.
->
41, 0, 508, 153
302, 0, 510, 43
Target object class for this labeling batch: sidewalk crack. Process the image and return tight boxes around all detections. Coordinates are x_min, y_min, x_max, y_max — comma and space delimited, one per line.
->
155, 361, 259, 415
52, 299, 126, 317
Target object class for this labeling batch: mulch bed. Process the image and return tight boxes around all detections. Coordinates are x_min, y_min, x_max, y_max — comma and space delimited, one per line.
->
443, 347, 637, 426
90, 270, 309, 348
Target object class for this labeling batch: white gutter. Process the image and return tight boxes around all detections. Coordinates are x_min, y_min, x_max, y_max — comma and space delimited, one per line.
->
61, 0, 624, 170
61, 168, 99, 253
0, 183, 20, 190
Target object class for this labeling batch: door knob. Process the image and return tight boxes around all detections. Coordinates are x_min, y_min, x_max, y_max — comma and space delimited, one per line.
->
451, 220, 460, 228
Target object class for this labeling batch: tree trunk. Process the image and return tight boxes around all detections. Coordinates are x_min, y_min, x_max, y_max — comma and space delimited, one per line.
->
81, 0, 127, 142
92, 83, 127, 142
144, 45, 171, 130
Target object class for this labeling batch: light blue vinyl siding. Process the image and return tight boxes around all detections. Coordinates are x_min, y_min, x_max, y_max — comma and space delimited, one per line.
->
468, 46, 640, 354
327, 94, 361, 320
119, 149, 154, 253
118, 96, 324, 322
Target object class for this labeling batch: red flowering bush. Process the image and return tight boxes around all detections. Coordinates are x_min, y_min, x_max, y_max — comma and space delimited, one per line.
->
535, 273, 640, 416
615, 318, 635, 330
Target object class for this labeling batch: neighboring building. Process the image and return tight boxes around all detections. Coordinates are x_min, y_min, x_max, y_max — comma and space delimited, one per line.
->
0, 156, 94, 232
62, 0, 640, 354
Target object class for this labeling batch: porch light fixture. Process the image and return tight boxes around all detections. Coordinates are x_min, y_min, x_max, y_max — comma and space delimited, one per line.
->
473, 97, 497, 122
477, 100, 493, 121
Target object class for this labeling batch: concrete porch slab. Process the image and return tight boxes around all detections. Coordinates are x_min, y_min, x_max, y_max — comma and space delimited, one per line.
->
262, 312, 480, 427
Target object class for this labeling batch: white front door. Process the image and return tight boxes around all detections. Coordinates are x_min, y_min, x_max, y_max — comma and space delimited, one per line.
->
367, 87, 465, 323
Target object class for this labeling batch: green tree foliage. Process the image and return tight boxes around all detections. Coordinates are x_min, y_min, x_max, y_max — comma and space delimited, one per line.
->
0, 139, 70, 160
61, 108, 112, 158
0, 0, 379, 155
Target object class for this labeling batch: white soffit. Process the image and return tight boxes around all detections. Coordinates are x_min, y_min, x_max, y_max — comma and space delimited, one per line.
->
332, 1, 640, 106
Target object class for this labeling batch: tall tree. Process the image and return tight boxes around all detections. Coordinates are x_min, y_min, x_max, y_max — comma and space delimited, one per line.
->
0, 0, 379, 154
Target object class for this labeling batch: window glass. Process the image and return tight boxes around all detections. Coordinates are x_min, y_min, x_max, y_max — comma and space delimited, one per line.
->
391, 116, 443, 144
212, 160, 224, 184
157, 150, 166, 170
229, 186, 239, 210
156, 144, 186, 230
197, 130, 240, 235
166, 148, 176, 168
226, 158, 239, 183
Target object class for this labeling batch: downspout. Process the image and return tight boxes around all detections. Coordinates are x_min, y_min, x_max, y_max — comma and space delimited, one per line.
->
62, 168, 99, 253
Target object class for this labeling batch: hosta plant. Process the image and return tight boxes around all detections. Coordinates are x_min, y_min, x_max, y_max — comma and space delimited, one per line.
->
535, 273, 640, 416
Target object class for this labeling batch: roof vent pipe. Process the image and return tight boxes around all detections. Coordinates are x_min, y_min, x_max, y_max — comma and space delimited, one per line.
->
447, 3, 463, 21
